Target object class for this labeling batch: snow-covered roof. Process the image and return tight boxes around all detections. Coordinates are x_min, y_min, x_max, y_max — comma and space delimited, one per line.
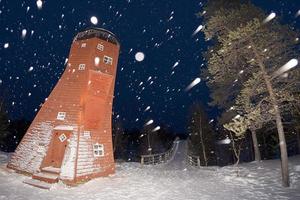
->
53, 125, 74, 131
74, 28, 120, 46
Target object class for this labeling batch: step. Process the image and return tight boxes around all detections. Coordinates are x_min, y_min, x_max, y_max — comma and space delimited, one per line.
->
41, 166, 61, 174
23, 178, 52, 189
32, 172, 59, 184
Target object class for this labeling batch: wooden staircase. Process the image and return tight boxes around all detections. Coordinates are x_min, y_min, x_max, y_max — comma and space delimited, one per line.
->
23, 166, 61, 189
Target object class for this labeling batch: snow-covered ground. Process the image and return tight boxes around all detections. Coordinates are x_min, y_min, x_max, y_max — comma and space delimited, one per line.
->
0, 150, 300, 200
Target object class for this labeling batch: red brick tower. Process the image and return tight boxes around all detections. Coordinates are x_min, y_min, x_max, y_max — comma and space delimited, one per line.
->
7, 28, 120, 185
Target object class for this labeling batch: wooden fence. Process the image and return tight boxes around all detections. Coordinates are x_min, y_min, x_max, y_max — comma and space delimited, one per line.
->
187, 155, 201, 167
140, 138, 179, 165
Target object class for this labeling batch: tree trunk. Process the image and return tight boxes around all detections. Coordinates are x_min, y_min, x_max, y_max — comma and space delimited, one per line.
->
252, 42, 290, 187
297, 130, 300, 154
113, 133, 119, 153
199, 116, 208, 166
229, 132, 240, 166
251, 129, 261, 161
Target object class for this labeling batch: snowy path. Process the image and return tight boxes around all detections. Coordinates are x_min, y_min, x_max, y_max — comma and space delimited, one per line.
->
0, 151, 300, 200
160, 140, 188, 170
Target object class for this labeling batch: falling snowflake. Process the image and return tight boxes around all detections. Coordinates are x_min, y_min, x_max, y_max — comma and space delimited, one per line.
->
192, 25, 203, 36
263, 12, 276, 23
185, 78, 201, 91
144, 106, 150, 111
274, 59, 298, 77
28, 66, 34, 72
145, 119, 154, 126
36, 0, 43, 10
21, 29, 27, 38
152, 126, 161, 132
218, 138, 231, 145
296, 10, 300, 17
172, 61, 180, 69
4, 43, 9, 48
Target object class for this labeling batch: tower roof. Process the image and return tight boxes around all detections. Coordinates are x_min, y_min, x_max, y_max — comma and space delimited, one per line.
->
74, 28, 120, 46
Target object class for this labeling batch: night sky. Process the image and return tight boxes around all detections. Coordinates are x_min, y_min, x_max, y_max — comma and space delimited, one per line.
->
1, 0, 300, 133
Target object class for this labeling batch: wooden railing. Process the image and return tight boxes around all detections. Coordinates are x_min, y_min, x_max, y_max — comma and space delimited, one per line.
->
140, 138, 179, 165
187, 155, 201, 167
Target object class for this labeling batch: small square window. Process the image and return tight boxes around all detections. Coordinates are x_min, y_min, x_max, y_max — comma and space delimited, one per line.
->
78, 64, 86, 70
81, 43, 87, 48
93, 143, 104, 157
97, 44, 104, 51
57, 112, 66, 120
103, 56, 113, 65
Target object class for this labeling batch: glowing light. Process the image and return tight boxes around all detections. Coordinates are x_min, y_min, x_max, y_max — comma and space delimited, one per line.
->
90, 16, 98, 25
135, 52, 145, 62
4, 43, 9, 48
185, 78, 201, 91
263, 12, 276, 23
94, 57, 100, 65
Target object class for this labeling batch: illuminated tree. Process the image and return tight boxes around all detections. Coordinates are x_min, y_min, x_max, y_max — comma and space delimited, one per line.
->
203, 1, 300, 187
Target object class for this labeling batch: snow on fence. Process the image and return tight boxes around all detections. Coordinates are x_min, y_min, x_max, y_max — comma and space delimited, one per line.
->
187, 155, 201, 167
140, 138, 179, 165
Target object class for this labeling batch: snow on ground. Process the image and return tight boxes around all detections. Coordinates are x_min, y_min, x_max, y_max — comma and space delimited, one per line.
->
0, 151, 300, 200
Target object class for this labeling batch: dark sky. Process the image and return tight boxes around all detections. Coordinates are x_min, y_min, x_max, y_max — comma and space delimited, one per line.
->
1, 0, 300, 133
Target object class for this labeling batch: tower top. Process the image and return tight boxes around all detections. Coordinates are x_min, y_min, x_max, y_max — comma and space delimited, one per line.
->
74, 28, 120, 46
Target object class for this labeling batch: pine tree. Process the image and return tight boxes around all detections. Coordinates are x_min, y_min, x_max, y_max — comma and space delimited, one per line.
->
187, 103, 215, 166
203, 1, 300, 187
0, 100, 10, 149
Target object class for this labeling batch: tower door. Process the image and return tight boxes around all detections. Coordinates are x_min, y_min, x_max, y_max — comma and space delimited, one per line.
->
50, 132, 70, 168
42, 130, 71, 169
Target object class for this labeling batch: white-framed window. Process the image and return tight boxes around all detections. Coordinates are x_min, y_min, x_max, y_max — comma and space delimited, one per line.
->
81, 43, 87, 48
97, 44, 104, 51
78, 64, 86, 70
57, 112, 66, 120
59, 134, 67, 142
103, 56, 113, 65
93, 143, 104, 157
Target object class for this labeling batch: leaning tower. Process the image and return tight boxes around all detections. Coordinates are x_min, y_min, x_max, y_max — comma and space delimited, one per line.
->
8, 28, 120, 186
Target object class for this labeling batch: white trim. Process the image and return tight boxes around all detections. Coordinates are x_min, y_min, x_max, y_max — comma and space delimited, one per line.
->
57, 112, 66, 120
103, 55, 113, 65
54, 125, 74, 131
59, 134, 67, 142
97, 44, 104, 51
93, 143, 104, 157
78, 64, 86, 70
